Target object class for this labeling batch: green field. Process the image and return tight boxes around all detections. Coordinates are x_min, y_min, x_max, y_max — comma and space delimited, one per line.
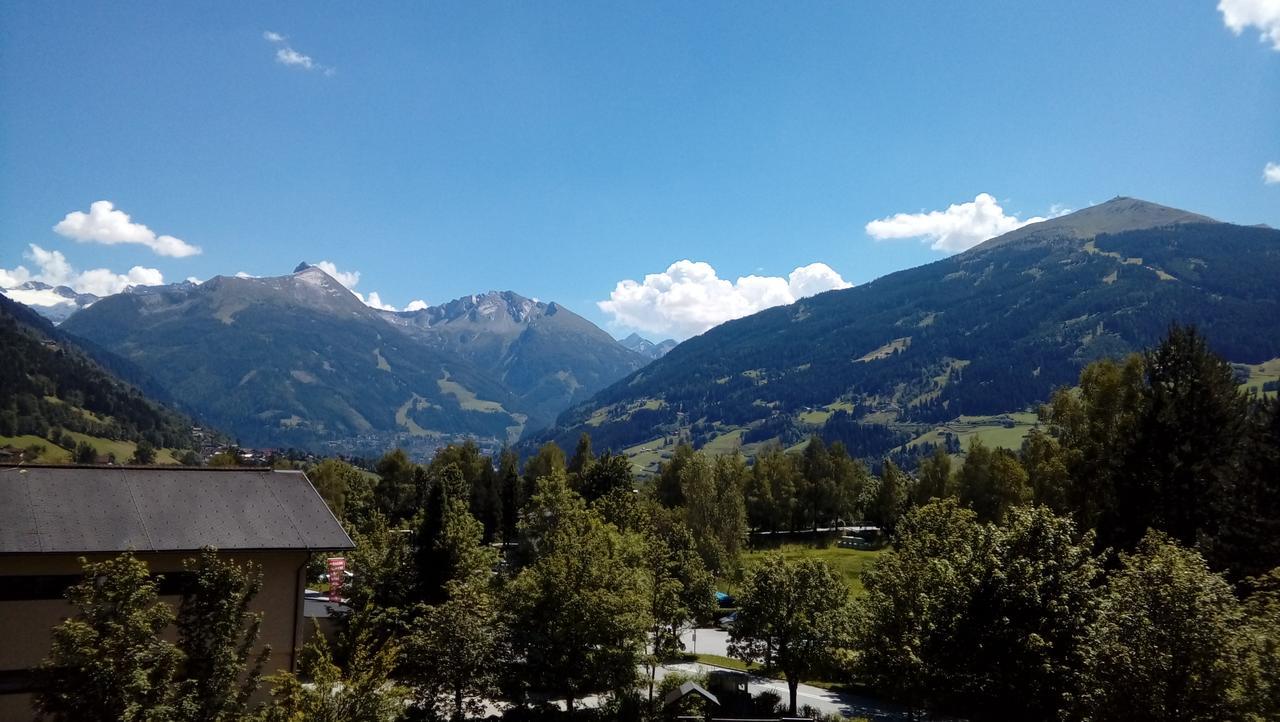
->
902, 411, 1039, 454
1239, 358, 1280, 399
2, 432, 182, 464
721, 543, 885, 599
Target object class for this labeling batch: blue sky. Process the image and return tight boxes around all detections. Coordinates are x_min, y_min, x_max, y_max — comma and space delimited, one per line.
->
1, 1, 1277, 339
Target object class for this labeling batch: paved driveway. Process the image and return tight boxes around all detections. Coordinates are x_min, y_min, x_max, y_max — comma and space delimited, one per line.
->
668, 628, 914, 720
656, 661, 912, 721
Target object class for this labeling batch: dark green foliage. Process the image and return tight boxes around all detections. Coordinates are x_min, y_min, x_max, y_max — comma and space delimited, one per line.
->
74, 440, 96, 464
1119, 325, 1251, 549
729, 554, 855, 715
575, 451, 633, 502
505, 472, 651, 711
869, 459, 911, 534
175, 549, 270, 722
374, 448, 421, 523
130, 439, 157, 465
1078, 532, 1251, 721
254, 628, 405, 722
956, 439, 1031, 523
857, 501, 1102, 721
35, 553, 184, 722
0, 295, 197, 449
654, 443, 694, 508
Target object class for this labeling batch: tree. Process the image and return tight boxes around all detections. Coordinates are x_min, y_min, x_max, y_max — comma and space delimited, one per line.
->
655, 442, 694, 508
566, 432, 595, 478
856, 501, 1102, 721
681, 453, 748, 575
177, 449, 201, 466
956, 439, 1030, 523
1079, 531, 1250, 721
496, 446, 524, 543
35, 553, 184, 722
1039, 354, 1145, 534
746, 444, 797, 533
1121, 325, 1251, 551
729, 554, 854, 715
309, 458, 369, 521
870, 459, 911, 535
1020, 429, 1070, 513
130, 439, 157, 465
1206, 397, 1280, 579
915, 446, 953, 505
254, 629, 404, 722
505, 473, 651, 710
404, 580, 502, 721
343, 510, 416, 640
414, 471, 497, 604
74, 440, 96, 464
522, 441, 565, 489
374, 448, 419, 522
175, 549, 270, 722
576, 451, 633, 502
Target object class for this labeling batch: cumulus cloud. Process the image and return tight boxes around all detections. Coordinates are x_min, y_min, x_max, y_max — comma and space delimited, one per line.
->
0, 244, 165, 298
53, 200, 201, 257
865, 193, 1053, 253
264, 30, 335, 75
314, 260, 361, 289
1265, 161, 1280, 184
598, 259, 851, 339
404, 299, 430, 312
1220, 0, 1280, 50
311, 260, 407, 311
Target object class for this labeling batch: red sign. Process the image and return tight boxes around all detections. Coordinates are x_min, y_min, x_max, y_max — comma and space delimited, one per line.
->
327, 557, 346, 603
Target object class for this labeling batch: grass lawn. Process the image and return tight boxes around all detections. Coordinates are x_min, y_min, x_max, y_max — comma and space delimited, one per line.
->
2, 432, 182, 464
721, 543, 886, 599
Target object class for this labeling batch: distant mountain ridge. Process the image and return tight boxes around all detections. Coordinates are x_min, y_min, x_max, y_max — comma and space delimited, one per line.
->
0, 281, 101, 323
538, 197, 1280, 459
59, 266, 645, 449
380, 290, 647, 427
619, 333, 677, 360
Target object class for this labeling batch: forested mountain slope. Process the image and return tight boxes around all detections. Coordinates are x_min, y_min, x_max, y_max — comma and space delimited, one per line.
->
0, 294, 196, 448
543, 198, 1280, 457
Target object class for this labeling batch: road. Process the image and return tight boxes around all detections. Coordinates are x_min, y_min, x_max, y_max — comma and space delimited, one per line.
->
672, 629, 914, 720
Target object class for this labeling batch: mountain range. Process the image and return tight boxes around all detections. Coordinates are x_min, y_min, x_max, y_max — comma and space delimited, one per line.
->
59, 265, 648, 450
619, 333, 678, 360
536, 197, 1280, 463
0, 281, 101, 323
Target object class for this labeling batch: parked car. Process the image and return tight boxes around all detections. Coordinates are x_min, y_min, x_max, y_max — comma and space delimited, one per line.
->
715, 591, 736, 608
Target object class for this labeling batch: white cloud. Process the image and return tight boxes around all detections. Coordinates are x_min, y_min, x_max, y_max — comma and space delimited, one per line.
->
265, 30, 334, 74
53, 200, 201, 257
865, 193, 1052, 253
314, 260, 361, 289
310, 260, 407, 311
362, 291, 398, 312
598, 259, 851, 339
404, 299, 430, 312
0, 244, 165, 297
1264, 161, 1280, 184
1220, 0, 1280, 50
234, 271, 258, 279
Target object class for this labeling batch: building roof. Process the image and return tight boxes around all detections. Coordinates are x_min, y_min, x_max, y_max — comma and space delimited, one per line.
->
663, 680, 720, 709
0, 465, 354, 554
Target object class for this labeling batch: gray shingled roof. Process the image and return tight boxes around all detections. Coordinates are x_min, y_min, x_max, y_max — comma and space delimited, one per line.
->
0, 466, 354, 554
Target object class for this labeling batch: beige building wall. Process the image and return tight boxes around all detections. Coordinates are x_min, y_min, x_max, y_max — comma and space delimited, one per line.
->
0, 550, 310, 720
